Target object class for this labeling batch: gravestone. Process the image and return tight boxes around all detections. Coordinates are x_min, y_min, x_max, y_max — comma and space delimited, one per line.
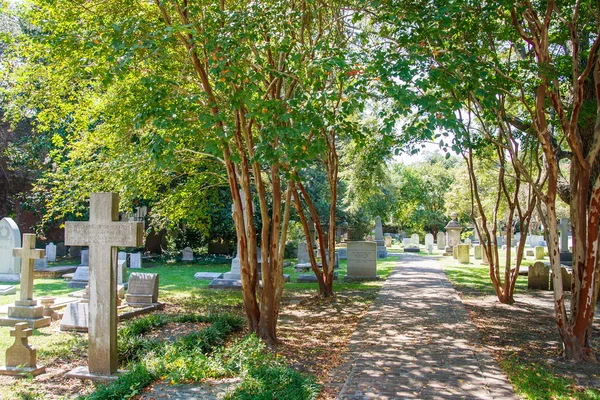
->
426, 244, 433, 254
402, 238, 412, 247
464, 238, 471, 246
56, 243, 67, 257
550, 266, 573, 292
0, 285, 16, 295
445, 213, 461, 255
424, 233, 434, 248
0, 234, 51, 328
129, 252, 142, 269
297, 242, 310, 263
453, 246, 458, 259
410, 234, 420, 246
437, 231, 446, 250
60, 302, 89, 332
535, 246, 545, 259
0, 217, 21, 282
337, 248, 347, 260
182, 247, 193, 261
126, 273, 159, 307
34, 258, 48, 269
45, 243, 57, 262
558, 218, 573, 266
80, 249, 89, 266
117, 252, 128, 267
64, 193, 144, 379
298, 272, 338, 283
457, 244, 470, 264
375, 216, 387, 258
474, 245, 482, 260
68, 266, 89, 289
117, 260, 127, 285
481, 246, 489, 265
0, 322, 45, 377
528, 262, 550, 290
194, 272, 223, 280
345, 241, 378, 280
385, 236, 392, 247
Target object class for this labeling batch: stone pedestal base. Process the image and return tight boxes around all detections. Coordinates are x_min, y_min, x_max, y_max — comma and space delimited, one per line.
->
0, 365, 45, 377
65, 366, 125, 382
0, 304, 51, 328
0, 274, 20, 282
222, 272, 241, 280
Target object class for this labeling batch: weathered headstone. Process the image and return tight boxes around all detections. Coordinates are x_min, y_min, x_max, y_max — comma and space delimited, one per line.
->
297, 242, 310, 263
117, 260, 127, 285
558, 218, 570, 252
453, 246, 458, 259
410, 234, 420, 246
424, 233, 434, 248
337, 248, 347, 260
474, 245, 482, 260
528, 262, 550, 290
384, 236, 392, 247
0, 322, 45, 377
374, 216, 387, 258
437, 231, 446, 250
64, 193, 144, 379
68, 266, 89, 289
0, 217, 21, 281
125, 272, 159, 307
0, 285, 16, 295
445, 213, 461, 255
481, 246, 489, 265
457, 244, 470, 264
34, 257, 48, 269
117, 252, 128, 267
535, 246, 545, 259
182, 247, 193, 261
129, 252, 142, 269
0, 234, 51, 328
194, 272, 223, 280
402, 238, 412, 247
60, 302, 89, 332
45, 243, 57, 262
80, 249, 89, 266
345, 241, 378, 280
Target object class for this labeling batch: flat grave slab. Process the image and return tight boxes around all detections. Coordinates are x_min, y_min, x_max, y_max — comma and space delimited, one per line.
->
0, 285, 16, 295
194, 272, 223, 280
34, 265, 78, 279
208, 279, 242, 289
297, 272, 338, 283
403, 247, 420, 253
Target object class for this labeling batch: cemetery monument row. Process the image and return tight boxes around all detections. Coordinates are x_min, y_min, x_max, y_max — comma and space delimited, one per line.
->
64, 192, 144, 379
0, 217, 22, 282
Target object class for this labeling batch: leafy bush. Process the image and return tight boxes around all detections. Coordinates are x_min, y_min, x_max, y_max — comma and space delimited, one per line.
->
86, 364, 155, 400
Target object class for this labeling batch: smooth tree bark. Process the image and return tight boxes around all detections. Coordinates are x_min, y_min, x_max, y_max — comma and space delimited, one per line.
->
510, 0, 600, 360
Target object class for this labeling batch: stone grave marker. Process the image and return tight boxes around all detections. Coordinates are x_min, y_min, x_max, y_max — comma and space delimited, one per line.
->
375, 216, 387, 258
474, 245, 482, 260
535, 246, 545, 259
64, 192, 144, 379
60, 302, 89, 332
0, 322, 45, 377
126, 272, 159, 307
0, 234, 50, 328
410, 234, 420, 246
182, 247, 193, 261
345, 241, 378, 281
384, 236, 392, 247
80, 249, 89, 266
528, 262, 550, 290
68, 266, 89, 289
0, 217, 21, 281
129, 252, 142, 269
453, 246, 458, 259
194, 272, 224, 280
402, 238, 412, 247
0, 285, 16, 295
424, 233, 434, 248
457, 244, 470, 264
337, 248, 347, 260
34, 258, 48, 269
436, 232, 446, 250
297, 242, 310, 263
46, 243, 57, 262
118, 252, 128, 267
117, 260, 127, 285
445, 213, 461, 255
481, 246, 489, 265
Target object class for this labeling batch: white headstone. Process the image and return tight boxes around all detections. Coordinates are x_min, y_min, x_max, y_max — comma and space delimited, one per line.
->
117, 251, 128, 266
117, 260, 126, 284
0, 218, 21, 281
126, 272, 159, 306
410, 234, 419, 246
437, 232, 446, 250
402, 238, 411, 246
129, 252, 142, 269
182, 247, 193, 261
346, 241, 377, 279
45, 243, 57, 262
424, 233, 434, 248
297, 242, 310, 263
80, 249, 89, 266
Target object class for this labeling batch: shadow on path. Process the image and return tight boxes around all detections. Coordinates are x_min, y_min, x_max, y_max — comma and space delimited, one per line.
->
337, 253, 516, 400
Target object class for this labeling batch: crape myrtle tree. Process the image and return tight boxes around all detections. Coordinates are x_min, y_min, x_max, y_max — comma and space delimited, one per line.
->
3, 0, 360, 343
367, 0, 599, 360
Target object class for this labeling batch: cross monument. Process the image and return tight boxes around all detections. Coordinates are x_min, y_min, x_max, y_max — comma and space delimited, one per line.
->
65, 193, 143, 378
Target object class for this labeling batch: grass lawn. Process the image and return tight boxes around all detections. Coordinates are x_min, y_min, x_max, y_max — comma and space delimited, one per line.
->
0, 251, 398, 399
440, 252, 600, 400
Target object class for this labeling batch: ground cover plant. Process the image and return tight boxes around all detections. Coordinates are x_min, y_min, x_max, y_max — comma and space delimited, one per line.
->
442, 256, 600, 399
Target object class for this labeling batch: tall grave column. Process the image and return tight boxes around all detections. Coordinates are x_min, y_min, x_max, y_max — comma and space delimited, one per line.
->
374, 216, 387, 258
444, 212, 462, 256
558, 218, 572, 266
65, 193, 143, 379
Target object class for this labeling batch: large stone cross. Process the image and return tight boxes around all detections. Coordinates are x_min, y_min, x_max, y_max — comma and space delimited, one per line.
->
12, 234, 45, 307
65, 193, 143, 376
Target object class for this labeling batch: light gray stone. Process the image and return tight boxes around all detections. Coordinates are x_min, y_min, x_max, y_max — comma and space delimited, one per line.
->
297, 272, 338, 283
474, 245, 482, 260
457, 244, 470, 264
208, 279, 241, 289
117, 252, 128, 267
410, 234, 419, 246
437, 231, 446, 250
297, 242, 309, 263
117, 260, 127, 285
346, 241, 377, 279
0, 217, 21, 281
445, 213, 461, 249
424, 233, 434, 248
0, 322, 45, 377
129, 252, 142, 269
65, 192, 144, 376
402, 238, 411, 247
337, 248, 347, 260
126, 272, 159, 306
535, 246, 545, 259
559, 218, 570, 253
60, 302, 89, 332
34, 258, 48, 269
45, 243, 57, 262
68, 266, 89, 289
194, 272, 224, 280
182, 247, 193, 261
80, 249, 89, 266
0, 285, 16, 295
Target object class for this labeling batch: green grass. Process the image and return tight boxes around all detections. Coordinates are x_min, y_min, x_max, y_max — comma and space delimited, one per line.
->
501, 356, 600, 400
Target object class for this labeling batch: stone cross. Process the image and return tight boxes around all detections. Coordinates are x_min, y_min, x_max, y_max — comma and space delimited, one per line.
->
65, 193, 143, 376
0, 321, 45, 377
12, 234, 45, 307
558, 218, 570, 252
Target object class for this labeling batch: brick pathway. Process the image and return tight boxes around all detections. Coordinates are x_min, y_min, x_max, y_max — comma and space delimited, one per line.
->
337, 253, 517, 400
